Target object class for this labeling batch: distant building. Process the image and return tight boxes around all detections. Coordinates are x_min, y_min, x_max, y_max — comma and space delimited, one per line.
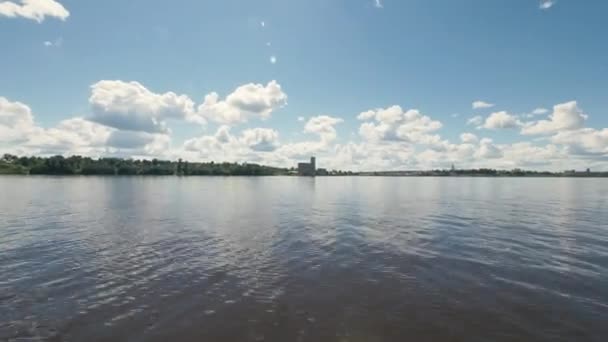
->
316, 168, 328, 176
298, 157, 316, 176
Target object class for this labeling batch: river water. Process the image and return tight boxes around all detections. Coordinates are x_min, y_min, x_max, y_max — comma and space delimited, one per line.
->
1, 176, 607, 341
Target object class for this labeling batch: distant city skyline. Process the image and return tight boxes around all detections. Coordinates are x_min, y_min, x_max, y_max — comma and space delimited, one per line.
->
1, 0, 608, 171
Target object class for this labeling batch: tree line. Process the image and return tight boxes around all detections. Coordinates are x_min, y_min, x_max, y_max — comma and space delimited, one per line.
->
0, 154, 289, 176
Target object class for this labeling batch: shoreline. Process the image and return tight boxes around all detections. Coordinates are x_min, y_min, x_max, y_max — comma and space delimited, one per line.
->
1, 174, 606, 178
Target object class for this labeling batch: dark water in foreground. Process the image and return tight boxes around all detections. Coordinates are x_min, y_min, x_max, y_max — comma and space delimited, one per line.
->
1, 176, 608, 342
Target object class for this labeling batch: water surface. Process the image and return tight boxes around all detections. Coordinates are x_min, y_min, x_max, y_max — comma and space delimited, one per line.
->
1, 176, 607, 341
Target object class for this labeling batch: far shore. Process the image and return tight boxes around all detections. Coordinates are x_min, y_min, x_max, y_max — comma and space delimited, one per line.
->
1, 154, 606, 177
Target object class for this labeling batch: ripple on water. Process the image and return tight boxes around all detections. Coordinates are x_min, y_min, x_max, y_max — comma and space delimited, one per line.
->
1, 177, 607, 341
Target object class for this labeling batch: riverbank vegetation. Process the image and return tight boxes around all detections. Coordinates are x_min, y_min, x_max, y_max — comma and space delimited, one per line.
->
1, 154, 606, 177
0, 154, 289, 176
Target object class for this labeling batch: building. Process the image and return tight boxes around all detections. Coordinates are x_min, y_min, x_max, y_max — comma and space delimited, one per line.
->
298, 157, 316, 176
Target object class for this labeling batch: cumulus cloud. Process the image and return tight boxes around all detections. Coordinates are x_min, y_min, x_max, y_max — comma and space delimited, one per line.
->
25, 118, 112, 154
476, 138, 503, 159
460, 133, 478, 144
89, 80, 197, 133
1, 95, 172, 157
358, 106, 443, 144
182, 126, 280, 161
4, 88, 608, 172
0, 0, 69, 22
241, 128, 279, 151
197, 81, 287, 125
0, 96, 36, 143
270, 56, 277, 64
521, 101, 587, 135
482, 111, 521, 130
0, 97, 113, 154
329, 142, 418, 171
271, 116, 345, 161
472, 101, 495, 109
183, 126, 231, 155
0, 96, 34, 129
304, 115, 343, 144
551, 128, 608, 155
374, 0, 383, 9
26, 118, 170, 158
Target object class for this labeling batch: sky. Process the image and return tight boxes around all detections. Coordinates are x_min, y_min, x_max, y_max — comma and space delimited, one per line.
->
1, 0, 608, 171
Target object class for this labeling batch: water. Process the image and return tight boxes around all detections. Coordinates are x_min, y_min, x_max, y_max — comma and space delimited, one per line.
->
1, 176, 607, 342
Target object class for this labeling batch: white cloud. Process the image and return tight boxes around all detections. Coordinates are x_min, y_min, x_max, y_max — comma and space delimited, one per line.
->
0, 97, 116, 155
85, 80, 287, 135
476, 138, 503, 159
89, 80, 197, 133
240, 128, 279, 152
460, 133, 478, 144
43, 37, 62, 48
521, 101, 587, 135
0, 96, 36, 143
260, 21, 265, 27
467, 115, 484, 127
268, 116, 346, 162
374, 0, 383, 9
4, 89, 608, 172
532, 108, 548, 115
472, 100, 495, 109
297, 116, 305, 122
357, 110, 376, 121
0, 96, 34, 129
182, 125, 281, 162
358, 106, 443, 144
304, 115, 343, 144
330, 142, 418, 171
1, 95, 173, 157
183, 126, 232, 155
482, 111, 521, 130
197, 81, 287, 125
106, 130, 157, 149
551, 128, 608, 155
0, 0, 69, 22
25, 118, 113, 154
540, 0, 555, 10
497, 142, 564, 169
270, 56, 277, 64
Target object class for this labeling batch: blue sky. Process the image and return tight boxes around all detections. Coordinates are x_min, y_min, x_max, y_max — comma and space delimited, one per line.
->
1, 0, 607, 171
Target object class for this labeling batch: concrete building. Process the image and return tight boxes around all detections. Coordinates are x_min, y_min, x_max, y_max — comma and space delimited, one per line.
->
298, 157, 316, 176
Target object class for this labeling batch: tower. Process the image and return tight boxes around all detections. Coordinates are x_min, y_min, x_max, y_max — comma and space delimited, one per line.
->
310, 157, 316, 173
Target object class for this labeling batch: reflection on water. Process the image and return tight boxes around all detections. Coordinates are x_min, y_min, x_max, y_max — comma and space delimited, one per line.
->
1, 176, 607, 341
